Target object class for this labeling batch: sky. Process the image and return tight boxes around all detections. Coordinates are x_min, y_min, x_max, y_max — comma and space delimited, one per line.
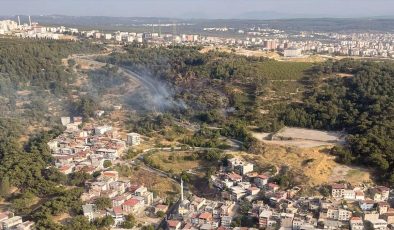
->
1, 0, 393, 19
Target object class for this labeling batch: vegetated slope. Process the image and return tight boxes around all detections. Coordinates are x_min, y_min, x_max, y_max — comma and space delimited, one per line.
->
99, 45, 312, 147
0, 38, 102, 126
279, 59, 394, 185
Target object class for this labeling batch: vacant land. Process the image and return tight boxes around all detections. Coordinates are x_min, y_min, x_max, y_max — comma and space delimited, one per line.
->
240, 143, 371, 186
128, 167, 179, 198
252, 127, 346, 148
146, 151, 204, 174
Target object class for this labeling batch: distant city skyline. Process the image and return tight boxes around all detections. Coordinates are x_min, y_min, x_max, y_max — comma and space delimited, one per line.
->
1, 0, 394, 19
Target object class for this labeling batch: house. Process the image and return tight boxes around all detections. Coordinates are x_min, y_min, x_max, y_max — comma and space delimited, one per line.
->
221, 215, 233, 227
381, 213, 394, 225
363, 212, 380, 222
331, 183, 346, 198
94, 126, 112, 135
96, 148, 118, 160
369, 219, 387, 230
259, 210, 272, 228
122, 198, 144, 214
0, 212, 10, 223
226, 172, 242, 183
155, 204, 169, 214
2, 216, 23, 230
267, 183, 279, 192
126, 133, 141, 146
167, 220, 181, 230
247, 187, 260, 196
102, 171, 119, 181
230, 186, 247, 201
359, 200, 376, 211
350, 217, 364, 230
343, 189, 356, 200
326, 208, 352, 221
59, 164, 74, 174
82, 204, 97, 222
377, 202, 390, 215
106, 206, 124, 226
199, 212, 213, 225
254, 174, 269, 188
372, 186, 390, 202
15, 221, 35, 230
190, 196, 206, 212
355, 191, 365, 200
227, 158, 254, 175
134, 186, 153, 205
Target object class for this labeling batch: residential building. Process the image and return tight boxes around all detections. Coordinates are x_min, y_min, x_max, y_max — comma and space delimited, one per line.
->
350, 217, 364, 230
2, 216, 22, 230
127, 133, 141, 146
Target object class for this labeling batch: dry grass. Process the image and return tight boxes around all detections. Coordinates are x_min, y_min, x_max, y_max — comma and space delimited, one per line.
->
238, 144, 371, 186
148, 152, 202, 174
129, 167, 179, 198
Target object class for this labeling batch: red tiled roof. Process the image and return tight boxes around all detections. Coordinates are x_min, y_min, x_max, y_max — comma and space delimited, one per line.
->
113, 206, 122, 215
331, 183, 346, 189
199, 212, 212, 220
227, 172, 242, 181
377, 186, 389, 192
123, 198, 139, 206
167, 220, 180, 228
257, 174, 269, 179
268, 183, 279, 188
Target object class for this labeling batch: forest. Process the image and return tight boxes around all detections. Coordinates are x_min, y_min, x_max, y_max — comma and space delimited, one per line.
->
279, 59, 394, 185
99, 45, 310, 147
0, 38, 102, 125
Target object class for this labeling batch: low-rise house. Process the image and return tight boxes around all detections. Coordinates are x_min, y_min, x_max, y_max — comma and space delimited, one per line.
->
254, 174, 269, 188
15, 221, 34, 230
226, 172, 242, 183
369, 219, 387, 230
106, 206, 124, 226
355, 191, 365, 200
267, 183, 280, 192
325, 208, 352, 221
381, 213, 394, 225
227, 158, 254, 175
190, 196, 206, 212
259, 210, 272, 228
134, 186, 153, 205
371, 187, 390, 202
343, 189, 356, 200
122, 198, 144, 214
221, 215, 232, 227
2, 216, 23, 230
359, 200, 376, 211
363, 212, 380, 222
155, 204, 169, 214
377, 202, 390, 215
350, 217, 364, 230
247, 187, 260, 196
199, 212, 213, 225
167, 220, 181, 230
82, 204, 97, 222
230, 186, 247, 201
331, 183, 346, 198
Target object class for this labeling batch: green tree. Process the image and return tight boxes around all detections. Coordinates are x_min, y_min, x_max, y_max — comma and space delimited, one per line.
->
65, 216, 95, 230
121, 214, 136, 229
0, 176, 10, 197
103, 160, 112, 168
94, 197, 112, 210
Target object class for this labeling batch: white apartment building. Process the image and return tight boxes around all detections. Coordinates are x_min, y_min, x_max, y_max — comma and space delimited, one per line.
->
127, 133, 141, 146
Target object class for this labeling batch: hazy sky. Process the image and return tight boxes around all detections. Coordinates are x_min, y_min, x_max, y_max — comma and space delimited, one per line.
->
1, 0, 393, 19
